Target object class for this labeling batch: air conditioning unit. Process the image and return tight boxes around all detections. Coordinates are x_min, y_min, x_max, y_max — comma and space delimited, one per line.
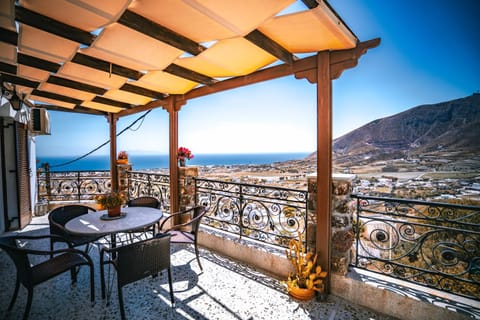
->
29, 108, 51, 135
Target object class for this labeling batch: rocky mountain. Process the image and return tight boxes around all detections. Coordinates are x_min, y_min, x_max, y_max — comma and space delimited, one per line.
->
309, 93, 480, 172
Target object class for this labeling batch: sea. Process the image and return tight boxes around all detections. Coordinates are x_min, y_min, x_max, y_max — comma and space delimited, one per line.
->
37, 153, 310, 172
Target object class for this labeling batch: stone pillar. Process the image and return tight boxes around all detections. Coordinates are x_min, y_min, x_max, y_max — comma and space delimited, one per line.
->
179, 166, 198, 211
330, 174, 356, 275
307, 173, 356, 276
117, 163, 131, 199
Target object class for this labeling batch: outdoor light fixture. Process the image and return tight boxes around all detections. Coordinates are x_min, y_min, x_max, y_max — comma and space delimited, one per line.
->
1, 81, 22, 110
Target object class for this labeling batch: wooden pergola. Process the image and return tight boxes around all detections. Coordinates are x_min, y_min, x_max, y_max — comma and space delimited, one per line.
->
0, 0, 379, 283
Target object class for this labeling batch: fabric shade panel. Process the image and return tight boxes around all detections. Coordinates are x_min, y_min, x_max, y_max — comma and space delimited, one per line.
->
0, 0, 359, 115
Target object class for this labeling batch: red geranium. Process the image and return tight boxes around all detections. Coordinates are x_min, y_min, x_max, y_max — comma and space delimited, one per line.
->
178, 146, 194, 161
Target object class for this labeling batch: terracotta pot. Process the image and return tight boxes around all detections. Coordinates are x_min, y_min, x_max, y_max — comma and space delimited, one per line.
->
96, 203, 105, 211
117, 158, 129, 165
288, 286, 315, 301
107, 206, 121, 217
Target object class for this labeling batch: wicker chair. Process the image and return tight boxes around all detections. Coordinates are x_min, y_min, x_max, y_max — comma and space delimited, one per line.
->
159, 206, 207, 271
127, 196, 160, 208
0, 234, 95, 320
100, 233, 174, 320
125, 196, 162, 240
48, 205, 103, 254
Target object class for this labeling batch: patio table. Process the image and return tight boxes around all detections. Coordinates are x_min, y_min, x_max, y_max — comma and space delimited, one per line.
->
65, 206, 163, 249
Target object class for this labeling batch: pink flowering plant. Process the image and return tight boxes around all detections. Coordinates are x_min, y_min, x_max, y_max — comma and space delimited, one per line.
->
178, 146, 194, 162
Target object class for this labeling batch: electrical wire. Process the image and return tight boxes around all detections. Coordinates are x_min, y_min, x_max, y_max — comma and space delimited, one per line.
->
47, 110, 152, 168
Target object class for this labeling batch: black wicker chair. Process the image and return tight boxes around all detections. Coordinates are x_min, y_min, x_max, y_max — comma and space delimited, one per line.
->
48, 205, 103, 254
125, 196, 162, 240
100, 233, 174, 320
159, 206, 207, 271
127, 196, 160, 208
0, 234, 95, 320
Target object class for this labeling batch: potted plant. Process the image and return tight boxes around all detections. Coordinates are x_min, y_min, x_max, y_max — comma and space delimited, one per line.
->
95, 192, 125, 217
178, 146, 194, 167
117, 151, 129, 164
284, 232, 327, 300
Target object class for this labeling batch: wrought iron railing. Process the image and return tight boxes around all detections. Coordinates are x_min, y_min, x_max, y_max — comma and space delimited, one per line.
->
37, 170, 111, 202
351, 194, 480, 301
195, 178, 308, 248
126, 171, 170, 211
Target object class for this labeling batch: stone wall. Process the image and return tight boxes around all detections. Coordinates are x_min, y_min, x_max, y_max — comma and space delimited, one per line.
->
307, 173, 356, 276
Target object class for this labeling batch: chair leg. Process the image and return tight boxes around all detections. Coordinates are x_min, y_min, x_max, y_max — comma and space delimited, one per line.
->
118, 286, 126, 320
194, 242, 203, 271
23, 288, 34, 320
89, 263, 95, 303
167, 267, 175, 307
100, 258, 106, 299
8, 276, 20, 310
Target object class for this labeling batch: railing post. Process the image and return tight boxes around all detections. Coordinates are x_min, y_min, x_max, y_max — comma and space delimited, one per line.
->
44, 163, 51, 201
239, 184, 244, 240
77, 171, 81, 202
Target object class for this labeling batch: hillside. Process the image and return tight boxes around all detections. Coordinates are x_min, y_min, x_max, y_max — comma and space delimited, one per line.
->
310, 93, 480, 173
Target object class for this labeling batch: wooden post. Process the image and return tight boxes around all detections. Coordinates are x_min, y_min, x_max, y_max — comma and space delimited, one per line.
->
168, 97, 179, 216
108, 113, 119, 192
316, 51, 332, 290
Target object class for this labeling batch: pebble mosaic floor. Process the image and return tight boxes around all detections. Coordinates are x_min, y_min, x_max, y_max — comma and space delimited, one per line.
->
0, 217, 401, 320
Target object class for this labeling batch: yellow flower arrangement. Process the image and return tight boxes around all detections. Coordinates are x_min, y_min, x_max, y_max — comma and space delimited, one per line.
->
285, 232, 327, 294
94, 192, 125, 209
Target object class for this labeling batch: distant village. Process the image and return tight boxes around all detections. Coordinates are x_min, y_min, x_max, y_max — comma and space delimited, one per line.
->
188, 157, 480, 204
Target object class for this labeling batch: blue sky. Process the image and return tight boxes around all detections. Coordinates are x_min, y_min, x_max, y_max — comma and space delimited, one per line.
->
36, 0, 480, 157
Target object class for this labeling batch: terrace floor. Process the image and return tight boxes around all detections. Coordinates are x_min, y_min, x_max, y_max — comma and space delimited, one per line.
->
0, 216, 400, 320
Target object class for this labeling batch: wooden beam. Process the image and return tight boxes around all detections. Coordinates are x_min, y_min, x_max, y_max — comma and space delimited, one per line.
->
0, 62, 18, 76
15, 5, 95, 45
36, 103, 106, 116
330, 38, 380, 79
47, 75, 107, 95
1, 73, 39, 88
18, 53, 61, 73
119, 83, 167, 100
72, 53, 143, 80
31, 89, 82, 105
118, 10, 205, 56
315, 51, 332, 292
47, 75, 108, 95
0, 27, 17, 46
92, 96, 132, 109
245, 29, 295, 64
164, 64, 216, 85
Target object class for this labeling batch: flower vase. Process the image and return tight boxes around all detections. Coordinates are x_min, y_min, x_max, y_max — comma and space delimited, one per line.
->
107, 206, 121, 217
179, 159, 185, 167
288, 286, 315, 301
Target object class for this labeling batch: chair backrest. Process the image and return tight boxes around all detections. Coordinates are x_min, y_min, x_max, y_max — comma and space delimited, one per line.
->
188, 206, 207, 236
49, 205, 95, 235
115, 233, 171, 287
127, 196, 160, 209
0, 236, 32, 285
